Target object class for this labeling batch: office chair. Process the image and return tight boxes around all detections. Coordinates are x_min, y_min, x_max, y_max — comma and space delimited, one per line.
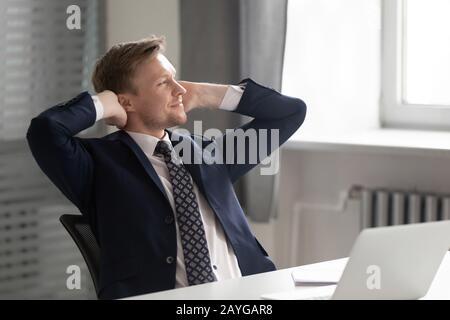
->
59, 214, 101, 296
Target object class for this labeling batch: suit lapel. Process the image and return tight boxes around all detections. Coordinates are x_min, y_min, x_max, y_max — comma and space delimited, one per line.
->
115, 130, 169, 202
114, 129, 215, 210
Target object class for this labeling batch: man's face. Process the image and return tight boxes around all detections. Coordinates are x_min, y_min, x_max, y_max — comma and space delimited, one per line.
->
126, 53, 187, 131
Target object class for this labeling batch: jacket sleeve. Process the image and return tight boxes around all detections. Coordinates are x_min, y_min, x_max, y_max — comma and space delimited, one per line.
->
218, 78, 307, 183
26, 92, 97, 215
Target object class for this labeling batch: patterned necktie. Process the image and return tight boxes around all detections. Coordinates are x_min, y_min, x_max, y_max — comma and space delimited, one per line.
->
154, 140, 216, 285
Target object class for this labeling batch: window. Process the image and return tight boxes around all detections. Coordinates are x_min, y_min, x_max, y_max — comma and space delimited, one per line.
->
382, 0, 450, 130
0, 0, 104, 140
283, 0, 450, 133
0, 0, 103, 299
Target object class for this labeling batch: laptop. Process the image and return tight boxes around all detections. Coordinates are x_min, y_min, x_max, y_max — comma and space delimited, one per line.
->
261, 220, 450, 300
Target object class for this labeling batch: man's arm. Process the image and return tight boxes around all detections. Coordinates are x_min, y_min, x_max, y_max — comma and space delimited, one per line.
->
93, 90, 127, 127
225, 79, 306, 183
177, 81, 229, 112
26, 92, 126, 215
182, 79, 306, 183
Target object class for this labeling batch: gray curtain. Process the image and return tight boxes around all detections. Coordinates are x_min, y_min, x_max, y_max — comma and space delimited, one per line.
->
179, 0, 246, 205
180, 0, 288, 222
239, 0, 288, 222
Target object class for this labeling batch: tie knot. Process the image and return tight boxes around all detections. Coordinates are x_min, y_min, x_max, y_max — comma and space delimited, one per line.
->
154, 140, 173, 158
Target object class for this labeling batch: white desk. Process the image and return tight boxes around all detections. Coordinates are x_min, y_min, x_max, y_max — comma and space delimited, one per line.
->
124, 252, 450, 300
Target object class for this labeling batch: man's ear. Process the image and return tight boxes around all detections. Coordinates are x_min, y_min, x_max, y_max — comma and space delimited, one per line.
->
117, 93, 135, 112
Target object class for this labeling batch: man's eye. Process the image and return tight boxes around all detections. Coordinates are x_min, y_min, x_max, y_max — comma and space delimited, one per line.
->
158, 80, 167, 86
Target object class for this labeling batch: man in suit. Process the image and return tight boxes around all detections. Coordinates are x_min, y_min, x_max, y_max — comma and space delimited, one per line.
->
26, 36, 307, 299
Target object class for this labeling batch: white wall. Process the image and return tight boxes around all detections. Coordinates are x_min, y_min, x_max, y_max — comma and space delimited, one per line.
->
273, 147, 450, 268
105, 0, 180, 72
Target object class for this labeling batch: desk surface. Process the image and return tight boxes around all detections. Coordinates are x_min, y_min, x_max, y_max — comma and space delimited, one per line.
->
124, 252, 450, 300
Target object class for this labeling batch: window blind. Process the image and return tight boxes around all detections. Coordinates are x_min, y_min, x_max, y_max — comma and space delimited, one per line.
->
0, 0, 103, 299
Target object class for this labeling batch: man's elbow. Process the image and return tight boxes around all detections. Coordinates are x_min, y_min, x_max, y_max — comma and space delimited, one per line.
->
26, 117, 40, 148
26, 116, 54, 154
293, 98, 307, 130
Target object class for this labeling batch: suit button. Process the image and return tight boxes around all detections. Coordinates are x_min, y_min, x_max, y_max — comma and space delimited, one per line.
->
164, 215, 174, 224
166, 256, 174, 264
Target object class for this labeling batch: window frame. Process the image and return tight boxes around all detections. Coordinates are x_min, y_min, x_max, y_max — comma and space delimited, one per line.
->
381, 0, 450, 131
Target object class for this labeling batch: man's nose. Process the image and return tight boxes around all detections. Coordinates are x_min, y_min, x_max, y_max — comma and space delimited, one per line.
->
174, 81, 187, 96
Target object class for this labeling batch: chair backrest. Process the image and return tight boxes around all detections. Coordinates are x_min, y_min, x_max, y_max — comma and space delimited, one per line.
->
59, 214, 101, 295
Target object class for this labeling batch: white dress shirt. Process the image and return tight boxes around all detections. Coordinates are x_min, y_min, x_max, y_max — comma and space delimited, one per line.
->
91, 85, 244, 287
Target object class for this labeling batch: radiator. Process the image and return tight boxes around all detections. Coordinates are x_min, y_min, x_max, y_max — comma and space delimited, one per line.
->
288, 185, 450, 267
350, 185, 450, 229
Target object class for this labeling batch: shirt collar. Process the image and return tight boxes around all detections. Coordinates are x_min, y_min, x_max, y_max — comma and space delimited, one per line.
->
125, 130, 172, 157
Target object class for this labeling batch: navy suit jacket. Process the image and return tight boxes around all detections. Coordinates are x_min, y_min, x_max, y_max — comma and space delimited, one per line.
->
26, 78, 306, 299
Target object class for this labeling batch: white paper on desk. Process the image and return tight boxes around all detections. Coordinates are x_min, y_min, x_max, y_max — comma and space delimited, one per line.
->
291, 268, 342, 286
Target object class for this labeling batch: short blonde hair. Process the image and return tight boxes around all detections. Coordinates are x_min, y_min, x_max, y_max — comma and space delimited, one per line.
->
92, 35, 166, 94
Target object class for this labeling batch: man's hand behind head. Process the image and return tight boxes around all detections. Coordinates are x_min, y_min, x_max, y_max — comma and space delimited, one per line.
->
177, 81, 228, 111
97, 90, 128, 129
177, 81, 200, 113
